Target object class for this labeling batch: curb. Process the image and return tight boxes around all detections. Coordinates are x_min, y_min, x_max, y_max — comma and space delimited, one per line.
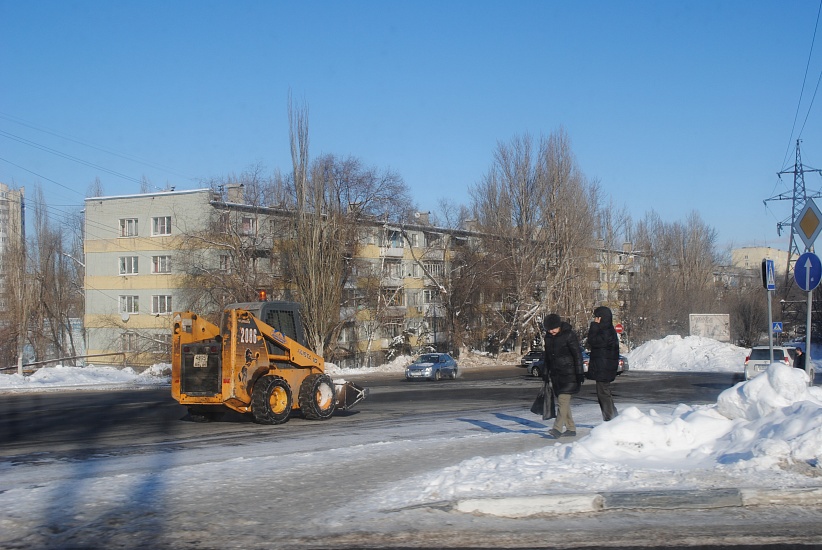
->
453, 487, 822, 518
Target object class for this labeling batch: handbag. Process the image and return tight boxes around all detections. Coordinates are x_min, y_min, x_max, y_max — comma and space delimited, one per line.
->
530, 380, 556, 420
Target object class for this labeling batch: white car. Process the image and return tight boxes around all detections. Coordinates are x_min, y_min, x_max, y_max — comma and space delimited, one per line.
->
744, 346, 795, 380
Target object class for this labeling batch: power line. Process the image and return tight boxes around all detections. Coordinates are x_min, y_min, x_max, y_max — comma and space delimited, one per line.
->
0, 156, 84, 196
0, 130, 144, 185
782, 0, 822, 170
0, 111, 197, 182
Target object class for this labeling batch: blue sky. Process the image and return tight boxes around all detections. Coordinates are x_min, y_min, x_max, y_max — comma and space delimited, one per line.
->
2, 0, 822, 251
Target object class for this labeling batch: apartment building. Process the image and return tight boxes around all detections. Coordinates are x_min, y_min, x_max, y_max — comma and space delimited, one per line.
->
84, 189, 213, 365
0, 183, 24, 321
591, 240, 638, 323
83, 188, 467, 367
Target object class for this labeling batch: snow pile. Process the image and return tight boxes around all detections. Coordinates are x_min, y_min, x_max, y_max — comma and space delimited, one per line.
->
627, 335, 748, 372
0, 363, 171, 391
324, 354, 413, 376
379, 364, 822, 508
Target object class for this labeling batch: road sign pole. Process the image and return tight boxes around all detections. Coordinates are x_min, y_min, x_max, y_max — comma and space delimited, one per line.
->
767, 289, 774, 363
805, 290, 816, 386
794, 252, 821, 386
763, 258, 776, 363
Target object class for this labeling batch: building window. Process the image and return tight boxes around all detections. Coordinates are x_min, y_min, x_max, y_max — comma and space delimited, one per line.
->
119, 218, 138, 237
382, 288, 405, 307
152, 216, 172, 236
423, 289, 441, 304
219, 255, 231, 272
383, 230, 404, 248
424, 262, 444, 277
119, 295, 139, 314
382, 318, 404, 338
121, 332, 138, 352
152, 295, 172, 315
338, 325, 354, 343
154, 333, 172, 353
119, 256, 138, 275
241, 217, 257, 235
152, 255, 171, 274
424, 232, 441, 247
382, 259, 402, 278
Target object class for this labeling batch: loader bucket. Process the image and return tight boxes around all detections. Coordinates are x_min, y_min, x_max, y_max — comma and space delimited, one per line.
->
334, 380, 368, 410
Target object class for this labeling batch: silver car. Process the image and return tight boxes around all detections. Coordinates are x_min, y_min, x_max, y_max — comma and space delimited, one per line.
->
744, 346, 795, 380
405, 353, 459, 381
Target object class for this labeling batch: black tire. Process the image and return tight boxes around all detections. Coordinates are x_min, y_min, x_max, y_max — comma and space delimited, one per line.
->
299, 373, 336, 420
434, 369, 442, 381
251, 375, 293, 425
530, 366, 540, 377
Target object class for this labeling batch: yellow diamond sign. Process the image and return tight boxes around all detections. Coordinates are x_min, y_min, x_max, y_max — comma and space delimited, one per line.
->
795, 199, 822, 249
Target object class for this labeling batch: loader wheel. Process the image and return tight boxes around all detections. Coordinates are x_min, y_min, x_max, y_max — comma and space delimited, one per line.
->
299, 374, 337, 420
251, 375, 292, 425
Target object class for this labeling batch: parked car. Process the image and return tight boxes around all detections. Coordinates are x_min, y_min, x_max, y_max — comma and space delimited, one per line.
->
581, 350, 628, 375
744, 346, 795, 381
519, 349, 542, 376
527, 358, 544, 378
405, 353, 459, 381
618, 354, 629, 375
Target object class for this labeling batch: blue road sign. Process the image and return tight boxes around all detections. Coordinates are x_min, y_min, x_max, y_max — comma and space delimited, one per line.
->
773, 322, 783, 333
795, 252, 822, 292
762, 258, 776, 291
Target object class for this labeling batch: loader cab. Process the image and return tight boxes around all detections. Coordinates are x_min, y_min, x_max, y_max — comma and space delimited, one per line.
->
224, 300, 307, 347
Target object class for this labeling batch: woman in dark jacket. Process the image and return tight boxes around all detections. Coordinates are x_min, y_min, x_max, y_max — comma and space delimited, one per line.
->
587, 305, 620, 421
543, 313, 584, 438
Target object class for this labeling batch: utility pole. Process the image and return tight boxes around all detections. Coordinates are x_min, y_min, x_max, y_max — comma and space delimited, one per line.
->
765, 140, 822, 294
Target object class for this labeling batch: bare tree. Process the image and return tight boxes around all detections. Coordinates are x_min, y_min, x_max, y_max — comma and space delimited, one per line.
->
595, 196, 632, 313
279, 96, 413, 358
87, 177, 104, 198
727, 284, 768, 347
469, 129, 598, 352
629, 210, 721, 342
176, 170, 279, 314
28, 186, 84, 363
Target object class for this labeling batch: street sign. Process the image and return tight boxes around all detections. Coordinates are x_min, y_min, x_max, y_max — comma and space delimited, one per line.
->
614, 323, 623, 334
762, 258, 776, 291
795, 199, 822, 250
794, 252, 822, 292
773, 322, 783, 333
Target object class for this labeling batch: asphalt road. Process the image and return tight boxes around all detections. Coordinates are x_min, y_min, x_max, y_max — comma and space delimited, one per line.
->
0, 367, 737, 462
5, 367, 822, 549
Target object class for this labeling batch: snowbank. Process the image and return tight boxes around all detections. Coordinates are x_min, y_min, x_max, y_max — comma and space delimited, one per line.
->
380, 363, 822, 508
626, 335, 749, 372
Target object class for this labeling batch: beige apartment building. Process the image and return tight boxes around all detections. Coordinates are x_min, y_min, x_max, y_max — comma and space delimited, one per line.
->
84, 188, 638, 368
83, 188, 471, 367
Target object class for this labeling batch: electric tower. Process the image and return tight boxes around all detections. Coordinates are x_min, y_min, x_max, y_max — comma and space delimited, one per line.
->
764, 139, 822, 293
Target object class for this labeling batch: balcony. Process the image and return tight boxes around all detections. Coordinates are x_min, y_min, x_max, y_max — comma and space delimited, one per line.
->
380, 246, 404, 258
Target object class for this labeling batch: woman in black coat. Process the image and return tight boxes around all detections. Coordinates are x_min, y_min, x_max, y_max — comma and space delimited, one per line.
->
543, 313, 584, 438
587, 306, 620, 421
